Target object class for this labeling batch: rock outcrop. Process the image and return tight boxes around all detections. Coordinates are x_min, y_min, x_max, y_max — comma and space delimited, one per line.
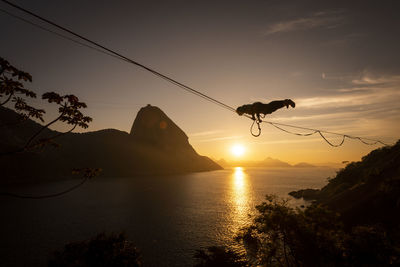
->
130, 105, 195, 152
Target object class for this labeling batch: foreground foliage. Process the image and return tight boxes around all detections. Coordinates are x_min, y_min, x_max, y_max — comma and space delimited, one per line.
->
194, 246, 248, 267
48, 233, 142, 267
0, 56, 92, 154
195, 194, 400, 266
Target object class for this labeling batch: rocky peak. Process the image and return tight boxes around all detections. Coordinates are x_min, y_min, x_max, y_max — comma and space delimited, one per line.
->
129, 104, 191, 150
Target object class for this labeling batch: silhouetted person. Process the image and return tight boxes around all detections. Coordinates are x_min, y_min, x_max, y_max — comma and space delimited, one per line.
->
236, 99, 295, 122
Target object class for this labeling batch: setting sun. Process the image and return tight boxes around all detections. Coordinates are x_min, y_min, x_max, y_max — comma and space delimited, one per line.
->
231, 144, 246, 157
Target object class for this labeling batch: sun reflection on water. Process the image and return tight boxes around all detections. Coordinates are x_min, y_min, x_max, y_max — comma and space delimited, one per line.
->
229, 167, 252, 234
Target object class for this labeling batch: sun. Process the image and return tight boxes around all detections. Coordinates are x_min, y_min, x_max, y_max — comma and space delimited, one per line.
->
231, 144, 246, 157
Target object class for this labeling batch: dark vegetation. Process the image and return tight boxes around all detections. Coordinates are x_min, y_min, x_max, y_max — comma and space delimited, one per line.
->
193, 246, 247, 267
290, 140, 400, 228
48, 233, 141, 267
0, 57, 92, 150
0, 56, 99, 185
230, 195, 399, 266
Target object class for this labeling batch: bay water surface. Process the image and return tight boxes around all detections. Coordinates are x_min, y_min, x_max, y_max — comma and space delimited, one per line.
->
0, 167, 337, 266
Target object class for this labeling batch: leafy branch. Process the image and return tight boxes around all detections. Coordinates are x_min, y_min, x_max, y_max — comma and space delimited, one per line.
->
0, 56, 100, 198
0, 57, 92, 155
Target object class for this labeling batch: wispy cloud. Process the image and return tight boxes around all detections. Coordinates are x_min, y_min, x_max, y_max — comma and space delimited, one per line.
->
193, 135, 243, 143
257, 138, 325, 145
336, 87, 371, 93
189, 129, 243, 143
351, 74, 400, 86
296, 74, 400, 109
268, 72, 400, 140
265, 11, 344, 35
188, 130, 223, 137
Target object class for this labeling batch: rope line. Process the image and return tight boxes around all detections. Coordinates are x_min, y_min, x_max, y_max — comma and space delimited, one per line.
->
0, 8, 124, 62
268, 122, 318, 136
261, 120, 391, 147
0, 0, 392, 148
318, 131, 347, 147
347, 136, 384, 146
250, 120, 262, 137
0, 4, 234, 113
0, 0, 237, 114
0, 178, 88, 199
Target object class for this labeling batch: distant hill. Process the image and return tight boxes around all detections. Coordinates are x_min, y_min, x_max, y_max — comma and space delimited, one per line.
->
217, 157, 318, 168
0, 105, 221, 184
290, 140, 400, 229
216, 158, 229, 168
261, 157, 292, 167
217, 157, 292, 168
293, 162, 315, 168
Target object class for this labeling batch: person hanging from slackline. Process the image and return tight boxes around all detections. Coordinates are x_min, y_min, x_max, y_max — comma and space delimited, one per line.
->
236, 99, 296, 122
236, 99, 296, 137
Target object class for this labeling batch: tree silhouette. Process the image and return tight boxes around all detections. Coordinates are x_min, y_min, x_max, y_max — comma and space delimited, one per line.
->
197, 194, 400, 266
0, 56, 92, 155
0, 56, 100, 197
0, 57, 44, 122
194, 246, 248, 267
48, 232, 142, 267
235, 195, 345, 266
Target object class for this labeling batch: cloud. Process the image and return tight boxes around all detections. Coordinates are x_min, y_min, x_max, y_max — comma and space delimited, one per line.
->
189, 129, 243, 143
295, 73, 400, 109
266, 72, 400, 140
277, 106, 400, 126
257, 138, 324, 145
336, 87, 371, 93
265, 11, 344, 35
193, 135, 243, 143
351, 74, 400, 85
189, 130, 223, 137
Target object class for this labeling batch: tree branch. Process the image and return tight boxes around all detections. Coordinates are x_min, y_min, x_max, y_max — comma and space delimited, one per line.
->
0, 93, 13, 106
47, 123, 77, 140
26, 123, 78, 151
23, 109, 65, 149
0, 177, 89, 199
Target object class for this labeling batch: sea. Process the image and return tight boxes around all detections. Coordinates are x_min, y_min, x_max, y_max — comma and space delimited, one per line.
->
0, 167, 337, 266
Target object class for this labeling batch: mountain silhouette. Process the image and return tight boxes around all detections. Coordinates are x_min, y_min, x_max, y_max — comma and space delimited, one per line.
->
0, 105, 221, 184
130, 105, 196, 152
261, 157, 292, 167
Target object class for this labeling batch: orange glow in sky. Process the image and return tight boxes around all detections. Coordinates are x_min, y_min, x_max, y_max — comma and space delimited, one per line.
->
2, 1, 398, 166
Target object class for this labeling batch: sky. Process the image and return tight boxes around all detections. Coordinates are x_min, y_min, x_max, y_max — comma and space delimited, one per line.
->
1, 0, 400, 164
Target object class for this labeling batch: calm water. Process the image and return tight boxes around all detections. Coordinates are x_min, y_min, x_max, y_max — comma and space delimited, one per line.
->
0, 167, 336, 266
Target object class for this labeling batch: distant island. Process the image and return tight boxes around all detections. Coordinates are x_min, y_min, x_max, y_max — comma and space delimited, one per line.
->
0, 105, 222, 184
216, 157, 336, 168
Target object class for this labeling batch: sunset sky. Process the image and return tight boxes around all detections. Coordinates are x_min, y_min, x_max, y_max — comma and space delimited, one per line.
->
1, 0, 399, 164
